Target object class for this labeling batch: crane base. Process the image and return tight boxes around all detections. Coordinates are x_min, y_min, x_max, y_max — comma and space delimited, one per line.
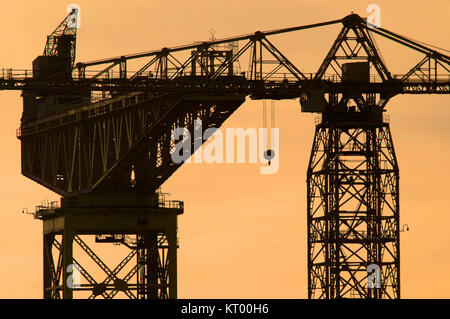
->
40, 193, 183, 299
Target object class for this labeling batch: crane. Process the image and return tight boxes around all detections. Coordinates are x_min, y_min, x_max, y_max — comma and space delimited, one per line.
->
1, 11, 449, 299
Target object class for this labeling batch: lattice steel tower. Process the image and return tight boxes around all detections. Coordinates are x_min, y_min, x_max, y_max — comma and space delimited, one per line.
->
302, 14, 404, 298
307, 116, 399, 298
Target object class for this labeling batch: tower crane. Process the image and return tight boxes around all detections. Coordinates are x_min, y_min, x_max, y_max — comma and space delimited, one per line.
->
1, 11, 449, 299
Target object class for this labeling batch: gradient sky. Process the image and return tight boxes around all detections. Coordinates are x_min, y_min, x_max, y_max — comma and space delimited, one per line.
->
0, 0, 449, 298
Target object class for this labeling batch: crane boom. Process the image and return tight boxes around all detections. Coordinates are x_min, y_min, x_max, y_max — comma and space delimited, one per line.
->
0, 14, 447, 96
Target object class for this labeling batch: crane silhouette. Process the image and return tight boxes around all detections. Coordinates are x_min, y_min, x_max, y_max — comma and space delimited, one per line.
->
2, 11, 449, 299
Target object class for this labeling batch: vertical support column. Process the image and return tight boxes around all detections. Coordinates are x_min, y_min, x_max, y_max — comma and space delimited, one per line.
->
226, 50, 233, 76
307, 121, 400, 299
145, 230, 159, 299
167, 228, 178, 299
330, 127, 340, 299
43, 233, 54, 299
119, 58, 127, 79
62, 228, 74, 299
138, 228, 178, 299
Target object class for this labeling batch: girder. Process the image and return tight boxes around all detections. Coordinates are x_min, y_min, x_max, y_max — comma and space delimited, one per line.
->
19, 92, 244, 196
307, 121, 400, 299
0, 14, 447, 97
41, 193, 181, 299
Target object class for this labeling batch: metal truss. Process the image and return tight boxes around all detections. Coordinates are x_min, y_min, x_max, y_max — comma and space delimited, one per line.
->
315, 15, 391, 82
16, 13, 449, 198
307, 121, 400, 299
43, 9, 78, 67
0, 14, 447, 95
136, 232, 171, 299
19, 93, 244, 196
43, 232, 173, 299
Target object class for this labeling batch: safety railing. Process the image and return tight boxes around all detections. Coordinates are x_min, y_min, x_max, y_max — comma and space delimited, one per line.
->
159, 200, 184, 210
315, 115, 322, 125
1, 67, 448, 84
0, 68, 33, 80
34, 200, 60, 219
156, 189, 184, 210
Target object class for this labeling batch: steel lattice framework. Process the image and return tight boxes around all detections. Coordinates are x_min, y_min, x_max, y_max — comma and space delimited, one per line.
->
43, 233, 174, 299
2, 12, 449, 299
43, 8, 78, 68
19, 93, 244, 196
40, 193, 181, 299
307, 122, 399, 298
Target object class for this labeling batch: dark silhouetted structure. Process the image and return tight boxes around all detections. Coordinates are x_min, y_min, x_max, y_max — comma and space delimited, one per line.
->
2, 11, 449, 298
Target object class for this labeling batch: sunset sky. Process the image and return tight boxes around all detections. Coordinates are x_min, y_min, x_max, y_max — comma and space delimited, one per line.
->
0, 0, 449, 298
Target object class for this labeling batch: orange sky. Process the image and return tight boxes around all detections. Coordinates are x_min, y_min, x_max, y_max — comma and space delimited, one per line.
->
0, 0, 449, 298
